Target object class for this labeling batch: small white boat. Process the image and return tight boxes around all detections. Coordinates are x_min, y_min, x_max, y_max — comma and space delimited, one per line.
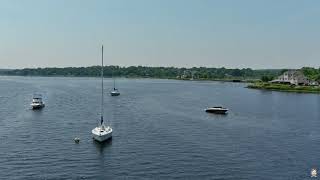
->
92, 125, 113, 142
205, 106, 228, 114
110, 75, 120, 96
30, 94, 45, 110
110, 88, 120, 96
92, 45, 113, 142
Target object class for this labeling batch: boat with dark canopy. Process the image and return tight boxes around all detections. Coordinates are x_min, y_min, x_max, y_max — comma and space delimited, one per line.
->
205, 106, 228, 114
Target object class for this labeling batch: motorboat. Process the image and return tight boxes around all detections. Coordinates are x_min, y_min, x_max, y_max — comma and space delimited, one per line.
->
205, 106, 228, 114
30, 94, 45, 110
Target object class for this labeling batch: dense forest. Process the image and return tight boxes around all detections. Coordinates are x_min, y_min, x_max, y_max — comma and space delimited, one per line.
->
1, 66, 319, 81
301, 67, 320, 81
0, 66, 283, 80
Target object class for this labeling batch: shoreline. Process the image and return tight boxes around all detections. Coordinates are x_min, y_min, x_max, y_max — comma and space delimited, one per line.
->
5, 75, 320, 94
247, 82, 320, 94
0, 75, 257, 83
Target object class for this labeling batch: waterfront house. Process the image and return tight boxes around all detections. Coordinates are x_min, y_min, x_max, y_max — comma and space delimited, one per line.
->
270, 70, 309, 85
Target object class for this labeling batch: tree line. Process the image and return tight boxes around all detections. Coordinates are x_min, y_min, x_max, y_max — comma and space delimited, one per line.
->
0, 66, 285, 80
301, 67, 320, 81
1, 66, 319, 83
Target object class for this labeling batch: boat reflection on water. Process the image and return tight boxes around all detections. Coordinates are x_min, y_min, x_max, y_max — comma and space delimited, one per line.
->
93, 137, 113, 154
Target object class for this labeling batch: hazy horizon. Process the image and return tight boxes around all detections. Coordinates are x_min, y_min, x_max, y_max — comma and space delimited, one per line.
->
1, 0, 320, 69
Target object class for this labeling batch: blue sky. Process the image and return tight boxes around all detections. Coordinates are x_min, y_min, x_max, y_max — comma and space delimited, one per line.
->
1, 0, 320, 69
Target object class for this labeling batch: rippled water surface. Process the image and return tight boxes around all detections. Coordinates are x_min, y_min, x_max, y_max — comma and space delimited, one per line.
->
0, 76, 320, 179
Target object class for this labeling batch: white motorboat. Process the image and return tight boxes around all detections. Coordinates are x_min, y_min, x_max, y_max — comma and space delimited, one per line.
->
205, 106, 228, 114
30, 94, 45, 110
92, 45, 113, 142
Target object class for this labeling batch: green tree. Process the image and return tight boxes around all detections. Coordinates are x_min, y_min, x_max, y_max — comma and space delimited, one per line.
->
261, 76, 273, 82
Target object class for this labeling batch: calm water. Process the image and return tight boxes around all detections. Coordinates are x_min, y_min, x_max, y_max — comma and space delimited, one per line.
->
0, 76, 319, 179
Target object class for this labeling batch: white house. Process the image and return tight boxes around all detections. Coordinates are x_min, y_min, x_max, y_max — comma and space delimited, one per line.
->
270, 70, 309, 85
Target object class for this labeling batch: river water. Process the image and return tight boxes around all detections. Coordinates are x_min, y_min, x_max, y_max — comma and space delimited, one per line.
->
0, 76, 319, 179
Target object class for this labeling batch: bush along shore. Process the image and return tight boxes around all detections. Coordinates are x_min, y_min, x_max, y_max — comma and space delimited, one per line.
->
247, 82, 320, 93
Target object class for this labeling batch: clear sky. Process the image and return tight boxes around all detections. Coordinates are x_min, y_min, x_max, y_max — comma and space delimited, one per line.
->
1, 0, 320, 69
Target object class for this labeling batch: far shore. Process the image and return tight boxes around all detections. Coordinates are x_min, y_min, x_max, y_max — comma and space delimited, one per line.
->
247, 82, 320, 94
0, 74, 258, 83
2, 74, 320, 94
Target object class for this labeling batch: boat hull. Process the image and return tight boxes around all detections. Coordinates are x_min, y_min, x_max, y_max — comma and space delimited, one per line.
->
110, 92, 120, 96
205, 108, 228, 114
92, 132, 112, 142
31, 104, 45, 110
92, 126, 113, 142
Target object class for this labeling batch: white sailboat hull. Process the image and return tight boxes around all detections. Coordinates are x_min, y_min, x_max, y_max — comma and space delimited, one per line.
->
30, 103, 45, 109
110, 91, 120, 96
92, 126, 112, 142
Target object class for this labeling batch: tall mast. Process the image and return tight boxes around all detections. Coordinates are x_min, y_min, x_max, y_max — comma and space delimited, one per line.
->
100, 45, 104, 126
113, 75, 116, 90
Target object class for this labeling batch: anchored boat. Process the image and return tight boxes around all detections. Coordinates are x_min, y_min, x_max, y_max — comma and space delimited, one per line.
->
110, 88, 120, 96
205, 106, 228, 114
30, 94, 45, 110
92, 45, 113, 142
110, 74, 120, 96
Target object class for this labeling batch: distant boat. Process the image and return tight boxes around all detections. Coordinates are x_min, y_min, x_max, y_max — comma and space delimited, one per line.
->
92, 45, 113, 142
110, 88, 120, 96
30, 94, 45, 110
110, 75, 120, 96
205, 106, 228, 114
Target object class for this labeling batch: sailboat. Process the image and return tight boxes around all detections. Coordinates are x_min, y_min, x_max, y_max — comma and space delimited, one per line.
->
110, 73, 120, 96
92, 45, 113, 142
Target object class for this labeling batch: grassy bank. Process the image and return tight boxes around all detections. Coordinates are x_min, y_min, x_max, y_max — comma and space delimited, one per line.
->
247, 82, 320, 93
